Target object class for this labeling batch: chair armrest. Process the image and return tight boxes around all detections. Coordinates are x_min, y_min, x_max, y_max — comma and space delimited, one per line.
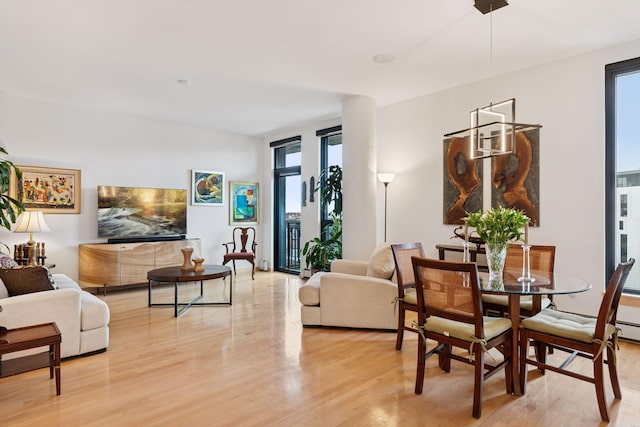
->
330, 259, 369, 276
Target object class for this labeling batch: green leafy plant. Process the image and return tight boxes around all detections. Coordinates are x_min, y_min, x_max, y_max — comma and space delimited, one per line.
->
302, 213, 342, 271
0, 147, 23, 231
315, 165, 342, 216
463, 207, 529, 245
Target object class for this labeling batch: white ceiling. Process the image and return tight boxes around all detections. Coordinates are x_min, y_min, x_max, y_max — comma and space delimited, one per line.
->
1, 0, 640, 137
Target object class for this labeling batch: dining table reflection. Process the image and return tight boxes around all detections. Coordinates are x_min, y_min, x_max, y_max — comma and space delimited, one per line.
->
479, 267, 591, 395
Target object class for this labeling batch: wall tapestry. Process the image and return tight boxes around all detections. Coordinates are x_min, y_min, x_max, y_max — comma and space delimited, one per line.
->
192, 170, 225, 206
491, 129, 540, 226
229, 181, 258, 225
443, 137, 483, 224
11, 165, 81, 214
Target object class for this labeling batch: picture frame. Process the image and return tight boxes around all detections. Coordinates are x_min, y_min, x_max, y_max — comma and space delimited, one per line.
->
191, 170, 225, 206
11, 165, 81, 214
229, 181, 259, 225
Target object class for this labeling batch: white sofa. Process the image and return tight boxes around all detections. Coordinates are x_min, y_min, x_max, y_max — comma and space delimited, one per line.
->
298, 246, 398, 330
0, 273, 110, 359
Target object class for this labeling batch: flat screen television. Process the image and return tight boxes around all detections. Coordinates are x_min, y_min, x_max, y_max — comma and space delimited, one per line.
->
97, 186, 187, 240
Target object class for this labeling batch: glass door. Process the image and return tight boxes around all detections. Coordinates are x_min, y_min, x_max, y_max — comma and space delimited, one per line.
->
274, 143, 301, 273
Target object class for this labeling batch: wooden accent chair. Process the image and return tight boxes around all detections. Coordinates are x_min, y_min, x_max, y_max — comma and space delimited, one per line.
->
412, 257, 513, 419
391, 243, 425, 350
519, 258, 635, 422
222, 227, 257, 279
482, 244, 556, 317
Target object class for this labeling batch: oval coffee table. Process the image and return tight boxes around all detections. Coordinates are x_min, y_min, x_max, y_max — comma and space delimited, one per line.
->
147, 265, 232, 317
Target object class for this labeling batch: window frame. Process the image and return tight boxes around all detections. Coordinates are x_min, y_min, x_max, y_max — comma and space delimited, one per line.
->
605, 56, 640, 295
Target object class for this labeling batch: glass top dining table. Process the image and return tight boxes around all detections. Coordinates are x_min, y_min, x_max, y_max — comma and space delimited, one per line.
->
479, 267, 591, 395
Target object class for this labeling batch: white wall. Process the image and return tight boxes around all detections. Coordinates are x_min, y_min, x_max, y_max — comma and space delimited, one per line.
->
0, 94, 262, 281
377, 38, 640, 334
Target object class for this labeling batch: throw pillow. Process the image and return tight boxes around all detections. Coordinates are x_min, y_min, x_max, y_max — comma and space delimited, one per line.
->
0, 266, 55, 297
366, 245, 395, 279
0, 253, 18, 268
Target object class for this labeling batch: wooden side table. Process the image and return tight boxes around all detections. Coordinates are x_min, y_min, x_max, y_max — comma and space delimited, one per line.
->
0, 322, 62, 395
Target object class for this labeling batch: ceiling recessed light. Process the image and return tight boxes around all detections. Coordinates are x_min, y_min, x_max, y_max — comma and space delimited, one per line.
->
176, 79, 190, 85
372, 53, 396, 64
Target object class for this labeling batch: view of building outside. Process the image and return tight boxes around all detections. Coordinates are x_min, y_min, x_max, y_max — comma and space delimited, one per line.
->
616, 70, 640, 292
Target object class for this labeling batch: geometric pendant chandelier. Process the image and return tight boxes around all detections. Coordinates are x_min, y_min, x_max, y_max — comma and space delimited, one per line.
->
444, 1, 541, 159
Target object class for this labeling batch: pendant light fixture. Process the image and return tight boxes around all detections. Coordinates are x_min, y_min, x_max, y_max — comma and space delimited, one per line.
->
444, 0, 541, 160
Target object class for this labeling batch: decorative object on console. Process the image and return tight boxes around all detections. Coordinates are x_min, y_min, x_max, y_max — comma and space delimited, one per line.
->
181, 247, 194, 271
377, 173, 395, 242
13, 211, 50, 266
191, 170, 224, 206
11, 166, 80, 214
193, 257, 205, 272
229, 181, 259, 225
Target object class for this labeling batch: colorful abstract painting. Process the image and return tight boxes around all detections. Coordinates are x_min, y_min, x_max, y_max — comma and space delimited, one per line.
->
229, 181, 258, 225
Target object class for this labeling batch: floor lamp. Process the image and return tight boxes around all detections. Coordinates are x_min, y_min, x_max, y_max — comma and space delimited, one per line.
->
377, 173, 395, 242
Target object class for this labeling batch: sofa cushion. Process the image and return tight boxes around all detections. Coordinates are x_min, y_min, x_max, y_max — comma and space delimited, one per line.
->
79, 291, 110, 331
299, 272, 323, 306
0, 254, 18, 268
0, 278, 8, 299
0, 266, 55, 296
366, 245, 395, 279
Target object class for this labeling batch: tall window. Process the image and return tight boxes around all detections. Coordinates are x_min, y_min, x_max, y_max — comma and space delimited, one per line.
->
317, 126, 342, 238
605, 57, 640, 294
272, 137, 302, 274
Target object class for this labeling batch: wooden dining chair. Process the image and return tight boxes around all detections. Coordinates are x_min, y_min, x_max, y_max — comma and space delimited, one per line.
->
222, 227, 257, 279
519, 258, 635, 422
482, 244, 556, 317
412, 257, 513, 418
391, 243, 425, 350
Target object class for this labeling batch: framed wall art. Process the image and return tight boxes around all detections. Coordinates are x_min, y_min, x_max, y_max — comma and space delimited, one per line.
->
192, 170, 225, 206
11, 165, 81, 214
229, 181, 258, 225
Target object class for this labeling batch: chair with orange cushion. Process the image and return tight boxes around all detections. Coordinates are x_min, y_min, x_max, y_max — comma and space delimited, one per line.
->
222, 227, 257, 279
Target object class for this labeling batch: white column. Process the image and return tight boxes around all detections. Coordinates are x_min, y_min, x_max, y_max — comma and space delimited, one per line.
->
342, 95, 377, 260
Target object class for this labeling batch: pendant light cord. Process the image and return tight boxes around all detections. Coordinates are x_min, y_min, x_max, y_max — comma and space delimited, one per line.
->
489, 3, 494, 108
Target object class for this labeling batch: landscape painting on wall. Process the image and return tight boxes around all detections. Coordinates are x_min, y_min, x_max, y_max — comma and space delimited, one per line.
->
11, 166, 81, 214
192, 170, 225, 206
443, 137, 483, 224
229, 181, 258, 225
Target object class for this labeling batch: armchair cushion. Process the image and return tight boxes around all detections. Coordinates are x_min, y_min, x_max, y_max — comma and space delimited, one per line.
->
0, 266, 55, 296
366, 245, 395, 279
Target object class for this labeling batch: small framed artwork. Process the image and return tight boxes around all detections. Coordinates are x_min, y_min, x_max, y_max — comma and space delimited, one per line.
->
11, 165, 81, 214
192, 170, 225, 206
229, 181, 259, 225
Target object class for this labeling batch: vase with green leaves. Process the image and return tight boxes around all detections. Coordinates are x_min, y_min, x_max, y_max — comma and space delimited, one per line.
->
463, 207, 529, 284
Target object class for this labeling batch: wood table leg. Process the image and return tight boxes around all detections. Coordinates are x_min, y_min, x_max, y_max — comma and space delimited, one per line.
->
54, 342, 61, 395
508, 294, 522, 395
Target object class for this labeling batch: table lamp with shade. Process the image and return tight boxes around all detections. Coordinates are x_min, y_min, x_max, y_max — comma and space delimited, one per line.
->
13, 211, 50, 266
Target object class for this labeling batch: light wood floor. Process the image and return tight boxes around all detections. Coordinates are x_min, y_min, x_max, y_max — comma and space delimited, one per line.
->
1, 271, 640, 426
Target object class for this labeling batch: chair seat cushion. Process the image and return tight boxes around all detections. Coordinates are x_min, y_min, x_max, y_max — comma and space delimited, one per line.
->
403, 289, 417, 306
224, 253, 255, 260
424, 315, 511, 342
481, 294, 551, 311
520, 309, 596, 343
